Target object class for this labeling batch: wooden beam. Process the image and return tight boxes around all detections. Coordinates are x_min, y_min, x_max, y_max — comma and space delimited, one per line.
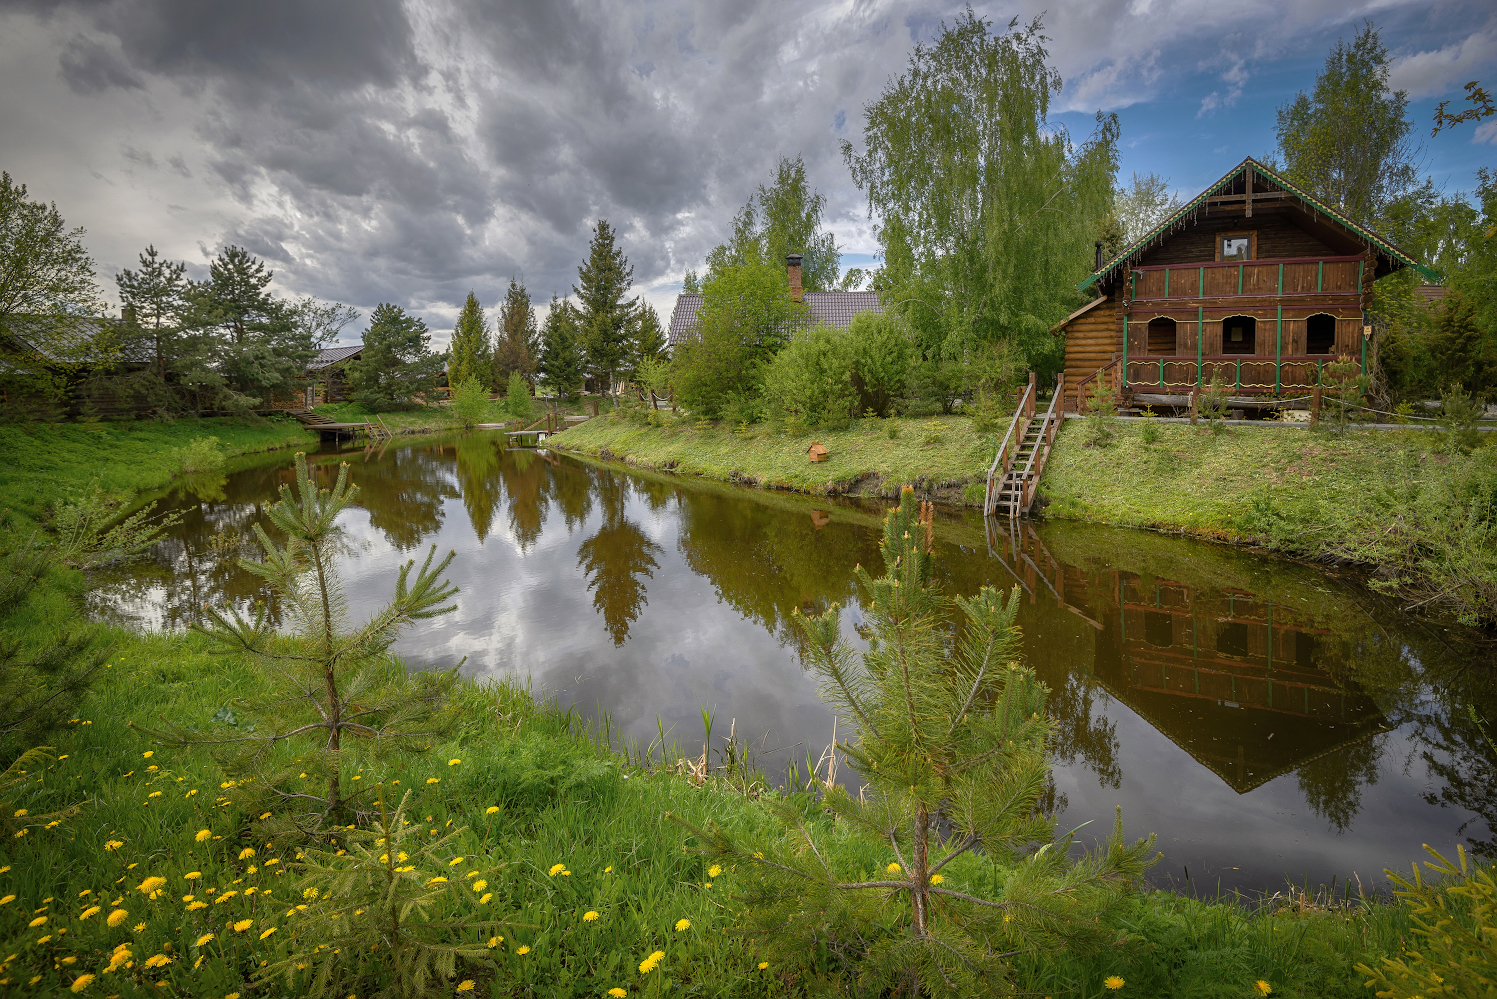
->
1244, 165, 1253, 219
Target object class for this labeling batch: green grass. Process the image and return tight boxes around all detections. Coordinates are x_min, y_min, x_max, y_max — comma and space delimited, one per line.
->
552, 412, 996, 505
0, 417, 316, 529
1041, 419, 1497, 623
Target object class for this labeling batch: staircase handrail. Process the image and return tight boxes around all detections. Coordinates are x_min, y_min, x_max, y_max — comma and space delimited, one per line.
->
1075, 355, 1122, 413
983, 380, 1033, 516
1018, 378, 1063, 515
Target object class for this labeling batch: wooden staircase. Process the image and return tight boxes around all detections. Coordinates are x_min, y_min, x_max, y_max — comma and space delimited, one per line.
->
984, 373, 1064, 520
287, 408, 337, 427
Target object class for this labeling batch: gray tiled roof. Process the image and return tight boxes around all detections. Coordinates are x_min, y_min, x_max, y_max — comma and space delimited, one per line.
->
308, 344, 365, 370
666, 291, 883, 347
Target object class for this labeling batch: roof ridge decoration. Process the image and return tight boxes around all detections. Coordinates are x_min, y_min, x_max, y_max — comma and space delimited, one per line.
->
1079, 157, 1439, 293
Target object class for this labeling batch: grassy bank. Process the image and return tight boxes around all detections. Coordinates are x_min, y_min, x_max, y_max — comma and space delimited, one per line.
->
1041, 419, 1497, 624
0, 417, 316, 528
552, 412, 995, 505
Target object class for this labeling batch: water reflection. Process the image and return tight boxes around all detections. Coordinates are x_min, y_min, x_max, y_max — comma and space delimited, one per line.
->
90, 433, 1497, 892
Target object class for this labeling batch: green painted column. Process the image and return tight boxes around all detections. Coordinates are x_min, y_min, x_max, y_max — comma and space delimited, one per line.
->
1196, 305, 1204, 386
1276, 304, 1283, 393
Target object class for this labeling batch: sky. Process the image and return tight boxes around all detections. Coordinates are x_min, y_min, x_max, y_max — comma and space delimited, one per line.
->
2, 0, 1494, 349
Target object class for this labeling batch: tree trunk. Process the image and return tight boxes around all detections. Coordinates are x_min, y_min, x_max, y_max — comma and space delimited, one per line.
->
911, 805, 930, 937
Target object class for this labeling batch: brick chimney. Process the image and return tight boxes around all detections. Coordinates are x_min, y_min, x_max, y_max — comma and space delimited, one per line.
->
786, 254, 803, 302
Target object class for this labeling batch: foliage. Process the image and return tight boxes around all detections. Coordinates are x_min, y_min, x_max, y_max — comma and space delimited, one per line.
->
843, 12, 1118, 366
448, 292, 490, 390
1431, 293, 1496, 398
672, 261, 810, 420
762, 325, 855, 427
1085, 377, 1119, 446
350, 304, 446, 412
449, 377, 489, 430
166, 454, 462, 833
505, 370, 534, 420
704, 155, 841, 292
493, 278, 538, 390
170, 435, 226, 476
537, 295, 585, 403
846, 312, 912, 417
1438, 383, 1486, 456
1356, 845, 1497, 998
50, 482, 179, 570
632, 301, 667, 370
675, 489, 1154, 996
258, 788, 513, 998
1275, 21, 1424, 231
574, 220, 637, 395
1198, 372, 1230, 434
1114, 172, 1185, 245
1319, 355, 1367, 434
1431, 80, 1494, 136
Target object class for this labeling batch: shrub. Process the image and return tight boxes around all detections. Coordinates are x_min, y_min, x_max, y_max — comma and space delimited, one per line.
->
1319, 355, 1367, 433
170, 435, 226, 476
762, 324, 855, 427
1439, 382, 1486, 455
1198, 372, 1230, 435
449, 377, 489, 429
1085, 377, 1118, 447
505, 370, 534, 420
847, 312, 913, 416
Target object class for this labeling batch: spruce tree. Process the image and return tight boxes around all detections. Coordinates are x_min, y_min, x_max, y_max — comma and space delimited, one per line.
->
447, 292, 490, 389
676, 487, 1155, 996
349, 304, 445, 411
537, 295, 585, 403
632, 301, 667, 368
574, 220, 636, 397
492, 278, 538, 389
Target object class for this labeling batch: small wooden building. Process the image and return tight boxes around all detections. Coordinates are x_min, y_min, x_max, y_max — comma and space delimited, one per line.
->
1054, 158, 1437, 412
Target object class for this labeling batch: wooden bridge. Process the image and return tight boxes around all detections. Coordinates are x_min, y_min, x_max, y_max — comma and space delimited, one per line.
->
506, 412, 590, 447
288, 409, 393, 444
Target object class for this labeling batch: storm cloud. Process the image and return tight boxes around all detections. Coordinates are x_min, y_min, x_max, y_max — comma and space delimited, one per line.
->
2, 0, 1492, 344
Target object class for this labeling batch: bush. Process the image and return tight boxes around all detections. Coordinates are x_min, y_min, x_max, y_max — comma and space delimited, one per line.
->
762, 324, 856, 427
170, 435, 225, 476
847, 312, 913, 416
450, 377, 489, 429
505, 370, 534, 420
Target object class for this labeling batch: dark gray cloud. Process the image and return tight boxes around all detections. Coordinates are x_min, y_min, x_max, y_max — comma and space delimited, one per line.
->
1, 0, 1490, 343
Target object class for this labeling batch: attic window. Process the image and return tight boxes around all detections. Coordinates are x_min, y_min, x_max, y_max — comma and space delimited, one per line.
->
1220, 235, 1253, 261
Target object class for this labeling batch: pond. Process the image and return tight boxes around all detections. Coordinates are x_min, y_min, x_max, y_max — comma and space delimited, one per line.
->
93, 431, 1497, 896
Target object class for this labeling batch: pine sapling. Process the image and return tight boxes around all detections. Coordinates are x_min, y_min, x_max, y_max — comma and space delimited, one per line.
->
675, 487, 1155, 997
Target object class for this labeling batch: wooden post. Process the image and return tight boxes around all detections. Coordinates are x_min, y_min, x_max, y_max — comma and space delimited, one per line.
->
592, 396, 599, 417
1310, 385, 1322, 427
1189, 386, 1199, 425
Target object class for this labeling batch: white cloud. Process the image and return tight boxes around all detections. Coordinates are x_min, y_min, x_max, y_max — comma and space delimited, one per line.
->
1388, 28, 1497, 99
1475, 119, 1497, 144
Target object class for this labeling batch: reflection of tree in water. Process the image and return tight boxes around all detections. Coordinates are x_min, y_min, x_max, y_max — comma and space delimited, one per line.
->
335, 448, 456, 549
453, 435, 503, 542
500, 449, 550, 551
551, 460, 594, 533
1045, 670, 1122, 789
1417, 693, 1497, 856
1296, 735, 1382, 833
577, 470, 661, 645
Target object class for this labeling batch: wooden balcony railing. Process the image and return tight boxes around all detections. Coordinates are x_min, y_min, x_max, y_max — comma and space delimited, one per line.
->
1129, 255, 1366, 301
1122, 355, 1355, 395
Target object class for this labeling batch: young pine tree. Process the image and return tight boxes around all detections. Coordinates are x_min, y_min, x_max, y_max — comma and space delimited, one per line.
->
448, 292, 490, 389
154, 454, 462, 835
676, 488, 1154, 997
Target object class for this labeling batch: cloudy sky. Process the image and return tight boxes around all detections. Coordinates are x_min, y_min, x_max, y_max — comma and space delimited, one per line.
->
2, 0, 1493, 347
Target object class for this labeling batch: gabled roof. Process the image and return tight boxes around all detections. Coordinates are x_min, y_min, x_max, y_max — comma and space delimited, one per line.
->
0, 315, 151, 367
308, 344, 364, 370
666, 291, 884, 347
1080, 157, 1439, 294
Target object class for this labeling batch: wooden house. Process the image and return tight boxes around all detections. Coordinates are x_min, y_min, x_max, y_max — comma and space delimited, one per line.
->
305, 344, 365, 406
1054, 158, 1438, 412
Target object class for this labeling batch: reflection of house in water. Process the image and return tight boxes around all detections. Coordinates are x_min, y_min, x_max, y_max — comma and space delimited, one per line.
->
989, 521, 1390, 793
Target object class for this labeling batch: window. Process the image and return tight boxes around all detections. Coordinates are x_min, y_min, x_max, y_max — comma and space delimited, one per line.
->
1217, 231, 1255, 262
1221, 315, 1256, 355
1147, 317, 1177, 355
1306, 313, 1336, 354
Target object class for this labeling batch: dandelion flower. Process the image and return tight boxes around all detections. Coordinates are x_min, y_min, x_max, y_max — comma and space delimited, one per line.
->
79, 905, 101, 920
638, 950, 665, 974
70, 973, 96, 992
604, 866, 613, 873
516, 945, 530, 955
133, 921, 145, 932
583, 910, 599, 922
456, 982, 475, 993
28, 915, 47, 927
758, 961, 768, 970
259, 927, 276, 940
144, 954, 171, 969
448, 759, 461, 766
186, 902, 207, 911
1255, 983, 1272, 997
548, 864, 566, 877
107, 909, 127, 927
487, 936, 501, 948
195, 933, 215, 947
238, 847, 255, 860
12, 808, 26, 818
479, 893, 492, 904
886, 862, 901, 874
675, 918, 690, 932
233, 919, 252, 932
0, 894, 14, 905
426, 876, 448, 886
930, 874, 945, 884
708, 865, 722, 878
448, 857, 464, 867
471, 879, 487, 892
105, 840, 123, 851
194, 829, 211, 843
485, 806, 499, 815
609, 990, 627, 998
138, 876, 166, 895
425, 778, 439, 784
142, 751, 153, 759
1104, 976, 1125, 991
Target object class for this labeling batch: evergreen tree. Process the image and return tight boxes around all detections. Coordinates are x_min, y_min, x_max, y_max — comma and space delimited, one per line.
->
574, 220, 636, 396
189, 245, 314, 409
1276, 21, 1424, 231
705, 155, 841, 292
348, 304, 446, 411
115, 245, 188, 383
447, 292, 489, 389
537, 295, 584, 403
676, 488, 1155, 996
632, 301, 667, 368
492, 278, 538, 389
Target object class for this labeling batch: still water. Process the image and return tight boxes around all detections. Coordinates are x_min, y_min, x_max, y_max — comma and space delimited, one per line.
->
94, 432, 1497, 895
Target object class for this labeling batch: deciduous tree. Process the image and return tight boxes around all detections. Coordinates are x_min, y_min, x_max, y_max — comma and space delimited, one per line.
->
705, 156, 841, 292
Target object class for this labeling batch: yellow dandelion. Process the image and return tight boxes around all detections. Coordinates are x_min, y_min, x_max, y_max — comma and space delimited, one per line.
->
448, 857, 464, 867
487, 935, 501, 948
1104, 976, 1125, 990
1255, 983, 1272, 997
69, 973, 96, 993
456, 982, 475, 993
28, 915, 46, 927
133, 921, 145, 931
604, 866, 613, 873
548, 864, 566, 876
12, 808, 26, 817
238, 847, 256, 860
426, 876, 448, 886
138, 876, 166, 895
448, 759, 461, 766
638, 950, 665, 974
930, 874, 945, 884
485, 806, 499, 815
79, 905, 101, 919
194, 829, 211, 842
142, 751, 153, 758
184, 871, 201, 880
516, 945, 530, 955
107, 908, 127, 927
583, 910, 599, 922
708, 865, 722, 878
609, 990, 627, 998
425, 778, 439, 784
675, 918, 690, 932
259, 927, 276, 940
104, 840, 123, 851
479, 892, 492, 904
187, 901, 207, 911
886, 862, 901, 874
195, 932, 215, 947
144, 954, 171, 969
233, 918, 252, 932
0, 894, 11, 904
